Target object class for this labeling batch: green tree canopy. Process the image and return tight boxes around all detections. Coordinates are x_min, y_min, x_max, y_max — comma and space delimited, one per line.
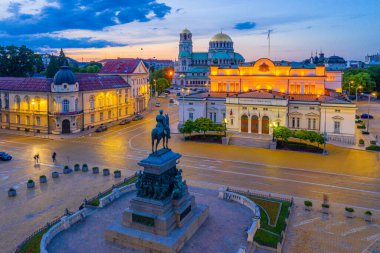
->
155, 78, 170, 93
180, 120, 196, 136
343, 69, 376, 93
57, 48, 69, 66
149, 67, 174, 93
194, 117, 214, 136
273, 126, 292, 142
46, 55, 60, 78
0, 45, 37, 77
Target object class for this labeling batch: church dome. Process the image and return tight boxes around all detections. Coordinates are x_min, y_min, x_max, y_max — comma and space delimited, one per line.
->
181, 28, 191, 34
210, 32, 232, 42
53, 66, 76, 85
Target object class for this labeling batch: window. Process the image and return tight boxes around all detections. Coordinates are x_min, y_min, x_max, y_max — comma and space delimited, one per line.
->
189, 112, 194, 120
75, 98, 79, 112
100, 112, 103, 121
308, 118, 311, 129
222, 112, 226, 119
292, 117, 295, 128
310, 107, 315, 110
209, 112, 212, 120
294, 106, 299, 109
242, 107, 247, 110
189, 103, 193, 105
231, 119, 234, 125
0, 113, 2, 122
125, 107, 128, 115
119, 109, 122, 116
263, 108, 268, 111
213, 113, 216, 123
313, 119, 316, 130
252, 107, 257, 110
296, 118, 300, 128
119, 94, 122, 105
211, 102, 215, 105
98, 97, 103, 107
0, 98, 2, 109
89, 96, 95, 110
14, 95, 21, 110
108, 111, 111, 119
62, 99, 69, 113
36, 116, 41, 126
26, 116, 30, 125
91, 114, 95, 123
334, 121, 340, 133
335, 109, 341, 113
16, 115, 20, 124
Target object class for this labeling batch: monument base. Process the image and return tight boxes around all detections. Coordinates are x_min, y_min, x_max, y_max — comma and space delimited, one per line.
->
106, 204, 209, 253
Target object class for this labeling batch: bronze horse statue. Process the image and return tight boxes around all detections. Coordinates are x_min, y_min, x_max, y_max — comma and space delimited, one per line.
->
151, 110, 170, 153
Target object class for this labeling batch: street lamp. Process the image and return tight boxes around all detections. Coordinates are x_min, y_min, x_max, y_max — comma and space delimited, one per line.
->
355, 85, 362, 103
348, 80, 354, 96
366, 92, 377, 133
223, 118, 228, 137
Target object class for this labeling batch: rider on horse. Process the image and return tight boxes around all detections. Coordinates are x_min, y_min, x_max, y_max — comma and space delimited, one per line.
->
151, 110, 171, 153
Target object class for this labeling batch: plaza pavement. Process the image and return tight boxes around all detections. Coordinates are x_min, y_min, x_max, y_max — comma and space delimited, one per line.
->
0, 97, 379, 252
47, 187, 252, 253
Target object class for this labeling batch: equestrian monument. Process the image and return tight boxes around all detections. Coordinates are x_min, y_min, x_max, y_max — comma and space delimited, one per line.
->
106, 110, 209, 253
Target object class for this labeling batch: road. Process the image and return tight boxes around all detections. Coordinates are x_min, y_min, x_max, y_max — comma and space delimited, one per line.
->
0, 97, 379, 252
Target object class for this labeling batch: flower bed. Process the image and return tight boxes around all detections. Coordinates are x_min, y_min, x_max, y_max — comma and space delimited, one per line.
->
277, 140, 323, 154
184, 134, 223, 144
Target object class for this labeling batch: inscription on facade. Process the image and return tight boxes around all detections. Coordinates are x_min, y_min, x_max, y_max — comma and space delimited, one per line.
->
132, 213, 155, 227
180, 205, 192, 221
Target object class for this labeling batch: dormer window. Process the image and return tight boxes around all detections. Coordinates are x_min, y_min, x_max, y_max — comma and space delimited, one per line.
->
64, 85, 67, 89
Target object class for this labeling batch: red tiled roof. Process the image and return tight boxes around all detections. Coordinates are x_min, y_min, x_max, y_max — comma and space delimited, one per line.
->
0, 77, 51, 92
76, 74, 130, 91
99, 58, 140, 74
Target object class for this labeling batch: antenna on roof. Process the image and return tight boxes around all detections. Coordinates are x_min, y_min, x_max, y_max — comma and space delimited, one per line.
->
267, 29, 272, 59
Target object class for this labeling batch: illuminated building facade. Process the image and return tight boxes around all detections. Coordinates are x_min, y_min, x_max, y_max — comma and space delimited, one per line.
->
179, 58, 356, 144
0, 59, 149, 134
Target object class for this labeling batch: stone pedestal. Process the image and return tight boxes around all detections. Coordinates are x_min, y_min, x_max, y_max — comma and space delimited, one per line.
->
106, 148, 208, 253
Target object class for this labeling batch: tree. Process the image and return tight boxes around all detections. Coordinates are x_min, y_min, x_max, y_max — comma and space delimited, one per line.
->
180, 120, 196, 136
343, 69, 376, 93
57, 48, 69, 66
155, 78, 170, 93
34, 54, 44, 73
367, 66, 380, 93
194, 117, 213, 137
0, 45, 36, 77
149, 67, 174, 93
273, 126, 292, 142
46, 56, 60, 78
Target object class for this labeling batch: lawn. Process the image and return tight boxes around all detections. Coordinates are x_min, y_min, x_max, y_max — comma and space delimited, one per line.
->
19, 227, 49, 253
245, 194, 291, 248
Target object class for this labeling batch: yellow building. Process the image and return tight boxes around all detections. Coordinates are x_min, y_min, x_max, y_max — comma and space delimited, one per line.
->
179, 58, 356, 145
0, 59, 149, 134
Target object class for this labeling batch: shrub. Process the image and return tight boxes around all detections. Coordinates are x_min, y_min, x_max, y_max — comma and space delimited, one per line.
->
304, 200, 313, 207
355, 119, 363, 124
322, 203, 330, 208
83, 163, 88, 167
64, 165, 69, 170
39, 175, 46, 179
355, 115, 360, 119
114, 170, 121, 173
74, 163, 80, 167
27, 179, 34, 184
362, 131, 370, 135
366, 145, 380, 151
359, 139, 365, 145
370, 140, 376, 145
364, 211, 372, 215
345, 207, 354, 212
89, 199, 100, 206
103, 168, 110, 172
357, 124, 366, 129
92, 166, 99, 170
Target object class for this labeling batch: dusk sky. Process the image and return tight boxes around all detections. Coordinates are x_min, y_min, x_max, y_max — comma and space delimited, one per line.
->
0, 0, 379, 62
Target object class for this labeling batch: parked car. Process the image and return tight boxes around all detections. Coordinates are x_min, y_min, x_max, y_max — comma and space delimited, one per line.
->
133, 114, 144, 121
119, 118, 132, 125
155, 102, 161, 107
169, 99, 175, 103
361, 113, 374, 119
0, 152, 12, 161
95, 125, 108, 133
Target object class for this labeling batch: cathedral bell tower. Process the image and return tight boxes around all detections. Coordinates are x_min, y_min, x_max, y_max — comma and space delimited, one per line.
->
178, 29, 193, 72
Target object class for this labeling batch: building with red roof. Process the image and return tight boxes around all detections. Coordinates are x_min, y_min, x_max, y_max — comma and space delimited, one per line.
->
0, 61, 150, 134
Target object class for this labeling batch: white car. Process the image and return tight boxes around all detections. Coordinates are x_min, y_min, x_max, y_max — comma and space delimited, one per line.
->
155, 102, 161, 107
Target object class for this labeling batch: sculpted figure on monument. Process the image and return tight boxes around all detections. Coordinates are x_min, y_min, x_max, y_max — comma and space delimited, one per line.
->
151, 110, 171, 153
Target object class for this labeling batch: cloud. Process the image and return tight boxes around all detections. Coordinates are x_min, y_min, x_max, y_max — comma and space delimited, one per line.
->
0, 35, 127, 51
0, 0, 172, 35
234, 22, 257, 30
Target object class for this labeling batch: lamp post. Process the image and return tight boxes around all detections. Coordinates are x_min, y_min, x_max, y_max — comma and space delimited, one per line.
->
348, 80, 354, 96
323, 106, 328, 155
355, 85, 362, 103
223, 118, 228, 137
366, 92, 377, 133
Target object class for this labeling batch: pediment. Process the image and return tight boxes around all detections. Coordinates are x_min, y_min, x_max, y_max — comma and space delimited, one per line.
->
288, 111, 303, 116
305, 112, 319, 117
187, 108, 195, 112
208, 107, 219, 111
332, 115, 344, 120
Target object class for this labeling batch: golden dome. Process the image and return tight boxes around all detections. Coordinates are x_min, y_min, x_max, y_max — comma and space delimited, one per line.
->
210, 32, 232, 42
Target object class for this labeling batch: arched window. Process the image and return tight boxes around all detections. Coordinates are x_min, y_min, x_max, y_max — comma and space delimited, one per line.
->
24, 96, 30, 110
62, 99, 69, 113
14, 95, 21, 110
89, 96, 95, 110
0, 97, 2, 109
34, 97, 41, 111
75, 98, 79, 111
52, 99, 58, 112
98, 96, 103, 107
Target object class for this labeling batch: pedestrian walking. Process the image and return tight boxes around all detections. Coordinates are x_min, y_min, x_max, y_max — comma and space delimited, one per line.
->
36, 153, 40, 164
52, 152, 57, 163
33, 154, 37, 164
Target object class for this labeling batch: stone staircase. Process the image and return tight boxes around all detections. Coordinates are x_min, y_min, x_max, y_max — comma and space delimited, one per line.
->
228, 133, 274, 149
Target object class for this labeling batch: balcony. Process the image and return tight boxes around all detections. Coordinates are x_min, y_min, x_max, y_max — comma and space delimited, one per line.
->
50, 110, 84, 116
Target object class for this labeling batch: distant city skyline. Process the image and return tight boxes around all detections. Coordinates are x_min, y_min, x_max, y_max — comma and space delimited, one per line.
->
0, 0, 379, 62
